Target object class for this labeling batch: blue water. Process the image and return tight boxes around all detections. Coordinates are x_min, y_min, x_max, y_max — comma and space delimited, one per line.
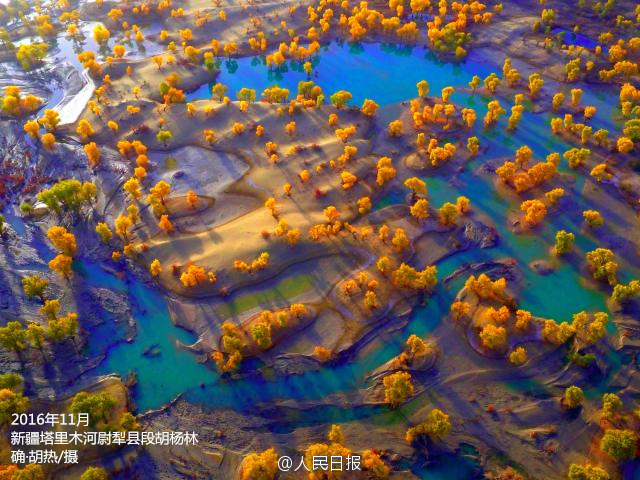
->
81, 39, 628, 413
550, 27, 598, 50
411, 453, 480, 480
75, 260, 215, 411
1, 207, 27, 236
187, 41, 496, 106
41, 34, 635, 478
414, 135, 610, 321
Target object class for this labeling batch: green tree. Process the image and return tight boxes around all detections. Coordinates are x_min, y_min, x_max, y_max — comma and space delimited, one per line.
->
12, 464, 45, 480
80, 467, 109, 480
600, 429, 637, 461
0, 321, 27, 353
20, 201, 34, 216
26, 323, 46, 350
15, 43, 48, 70
555, 230, 575, 255
568, 464, 609, 480
47, 313, 78, 343
563, 386, 584, 409
69, 392, 116, 427
623, 119, 640, 141
611, 280, 640, 304
586, 248, 618, 285
602, 393, 622, 420
37, 179, 96, 215
250, 321, 272, 350
382, 371, 414, 408
119, 412, 140, 431
0, 372, 23, 391
22, 275, 48, 302
236, 88, 256, 102
330, 90, 352, 109
406, 408, 451, 443
156, 129, 173, 146
0, 388, 29, 426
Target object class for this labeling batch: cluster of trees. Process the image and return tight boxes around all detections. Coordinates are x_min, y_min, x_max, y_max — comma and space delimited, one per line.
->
389, 262, 438, 291
426, 2, 495, 57
271, 218, 301, 246
0, 463, 45, 480
0, 373, 29, 427
567, 463, 609, 480
70, 390, 137, 437
302, 427, 352, 476
557, 393, 635, 471
180, 263, 216, 288
457, 275, 535, 359
23, 109, 60, 150
611, 279, 640, 304
248, 304, 308, 350
213, 322, 243, 372
407, 81, 479, 145
2, 85, 42, 116
89, 136, 189, 273
37, 179, 97, 216
460, 270, 611, 368
68, 391, 119, 428
464, 274, 507, 300
495, 147, 558, 193
25, 11, 635, 480
549, 92, 634, 155
0, 275, 80, 355
540, 311, 607, 347
234, 252, 270, 273
340, 270, 382, 311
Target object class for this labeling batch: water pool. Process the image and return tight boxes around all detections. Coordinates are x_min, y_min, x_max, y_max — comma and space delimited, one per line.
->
187, 41, 497, 106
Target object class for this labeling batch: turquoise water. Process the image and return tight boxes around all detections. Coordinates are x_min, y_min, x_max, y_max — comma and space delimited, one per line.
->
416, 137, 609, 321
75, 260, 216, 411
85, 39, 628, 411
187, 41, 496, 105
550, 27, 598, 50
42, 36, 636, 478
2, 207, 27, 236
411, 453, 480, 480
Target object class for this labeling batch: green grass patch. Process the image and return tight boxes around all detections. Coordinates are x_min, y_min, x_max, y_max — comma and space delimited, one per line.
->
216, 274, 315, 319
